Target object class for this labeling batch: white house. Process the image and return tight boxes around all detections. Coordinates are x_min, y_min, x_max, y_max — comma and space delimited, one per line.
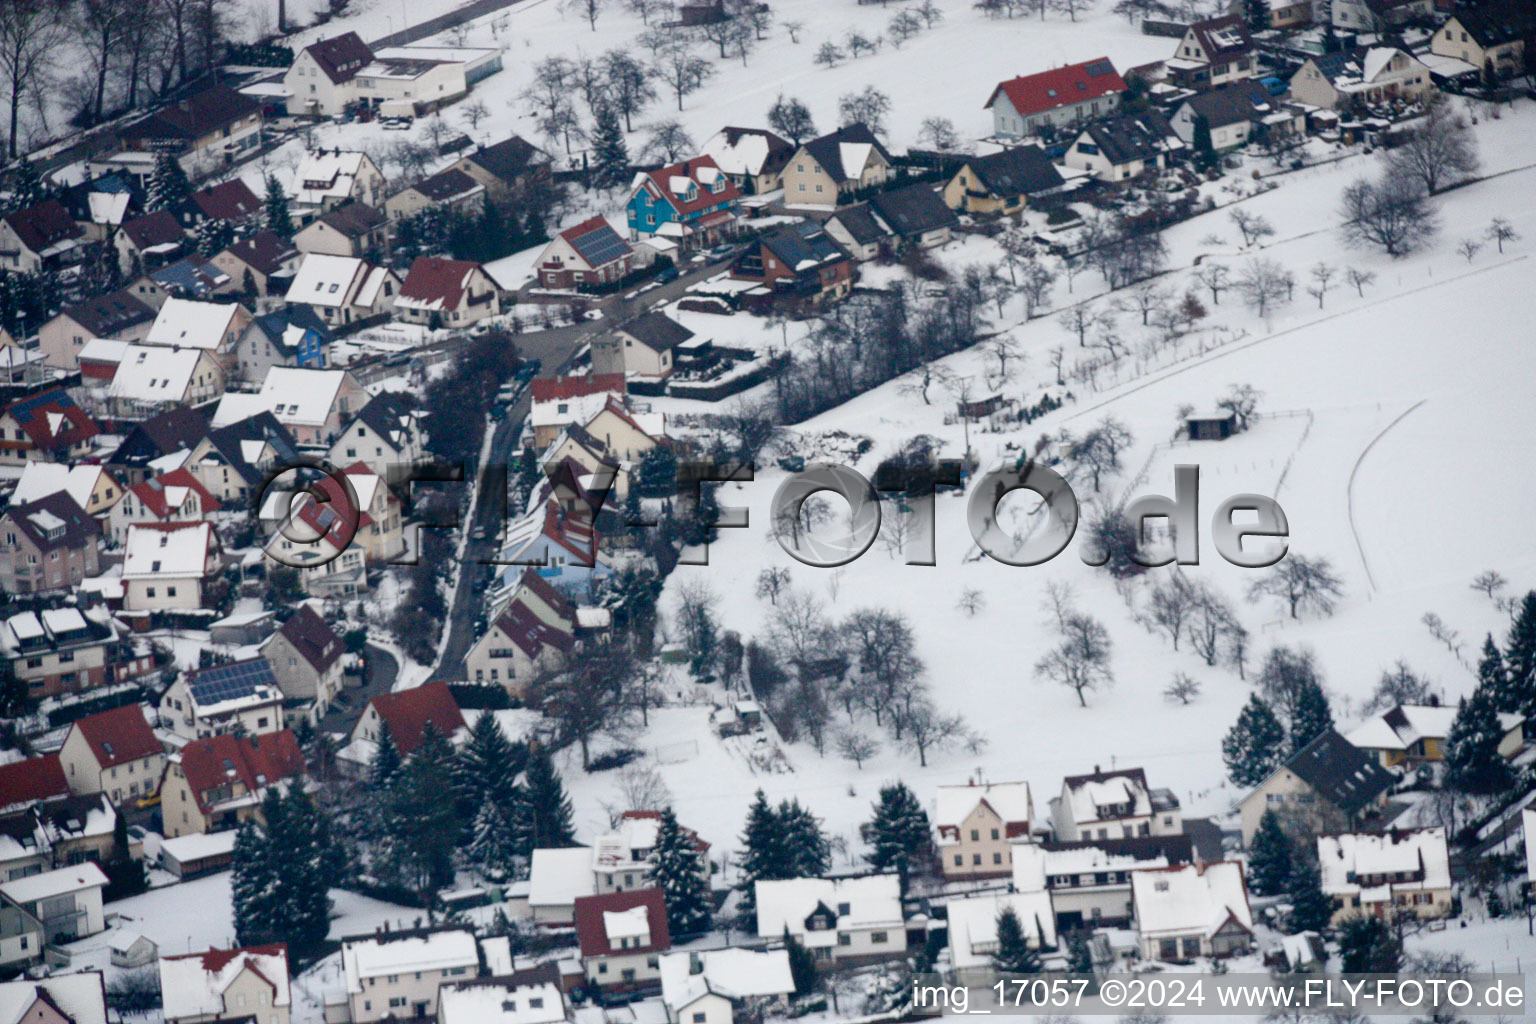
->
935, 781, 1034, 879
1129, 862, 1253, 962
0, 974, 108, 1024
341, 926, 480, 1024
438, 963, 567, 1024
1316, 827, 1452, 925
105, 345, 227, 420
213, 366, 368, 447
143, 298, 251, 373
528, 847, 597, 926
754, 875, 904, 964
120, 521, 220, 612
945, 890, 1057, 979
284, 33, 374, 117
1012, 842, 1168, 930
291, 151, 386, 215
158, 658, 286, 741
658, 948, 794, 1024
1050, 767, 1182, 843
284, 254, 399, 329
159, 943, 291, 1024
574, 888, 670, 990
0, 863, 108, 944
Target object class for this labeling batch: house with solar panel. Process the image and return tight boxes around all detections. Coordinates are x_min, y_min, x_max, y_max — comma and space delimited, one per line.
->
625, 155, 742, 249
535, 216, 634, 290
1169, 16, 1256, 90
159, 658, 286, 741
985, 58, 1127, 139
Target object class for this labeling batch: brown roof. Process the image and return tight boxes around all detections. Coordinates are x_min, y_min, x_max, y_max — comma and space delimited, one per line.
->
0, 754, 70, 808
275, 604, 344, 674
223, 231, 298, 277
366, 681, 465, 755
189, 180, 263, 222
121, 85, 260, 144
398, 256, 486, 310
176, 732, 305, 814
2, 389, 100, 453
3, 492, 101, 553
304, 32, 374, 84
3, 200, 83, 256
315, 201, 386, 239
573, 888, 670, 959
515, 567, 574, 622
1186, 15, 1254, 61
56, 291, 156, 339
407, 168, 483, 203
492, 600, 574, 661
69, 704, 161, 769
529, 374, 627, 404
121, 211, 185, 252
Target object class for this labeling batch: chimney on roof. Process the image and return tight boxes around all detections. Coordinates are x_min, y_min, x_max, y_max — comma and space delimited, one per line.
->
1094, 764, 1101, 774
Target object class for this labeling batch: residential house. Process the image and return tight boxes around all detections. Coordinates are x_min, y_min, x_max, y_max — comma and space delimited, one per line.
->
58, 171, 139, 242
0, 863, 108, 944
626, 156, 742, 248
0, 792, 115, 880
10, 462, 123, 517
143, 298, 252, 374
341, 925, 480, 1024
147, 257, 235, 300
1431, 0, 1536, 78
1011, 841, 1169, 931
941, 145, 1065, 216
465, 598, 574, 696
384, 168, 486, 222
1238, 728, 1396, 844
730, 222, 853, 308
118, 85, 263, 176
529, 374, 627, 449
395, 256, 503, 326
107, 468, 220, 547
1346, 701, 1524, 769
1050, 767, 1183, 843
0, 493, 102, 595
985, 59, 1126, 138
0, 606, 120, 701
327, 393, 422, 482
592, 810, 710, 895
945, 890, 1057, 979
114, 212, 186, 276
260, 605, 347, 720
57, 705, 164, 806
1289, 48, 1434, 110
0, 897, 45, 971
0, 971, 107, 1022
159, 731, 306, 837
120, 521, 222, 612
0, 390, 100, 466
780, 124, 892, 207
754, 875, 904, 964
291, 151, 386, 216
38, 292, 157, 371
581, 397, 663, 465
293, 202, 389, 258
1243, 0, 1312, 29
214, 366, 367, 446
536, 428, 626, 508
211, 232, 302, 298
488, 567, 577, 630
285, 33, 375, 116
258, 462, 399, 590
657, 949, 793, 1024
237, 307, 331, 382
701, 126, 795, 194
934, 780, 1034, 879
349, 49, 487, 118
159, 658, 285, 741
336, 461, 403, 562
528, 847, 599, 925
182, 179, 264, 229
494, 501, 604, 595
1332, 0, 1435, 35
1170, 16, 1256, 90
827, 185, 957, 256
438, 964, 567, 1024
345, 681, 466, 770
535, 216, 634, 290
0, 200, 85, 273
1064, 110, 1183, 181
1170, 82, 1307, 152
284, 253, 399, 328
1317, 827, 1451, 924
105, 407, 209, 485
574, 888, 671, 990
593, 311, 694, 379
104, 345, 228, 420
1131, 861, 1253, 961
159, 943, 291, 1024
186, 412, 299, 505
447, 135, 552, 202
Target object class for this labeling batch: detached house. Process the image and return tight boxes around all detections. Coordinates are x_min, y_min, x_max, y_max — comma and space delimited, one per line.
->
345, 681, 466, 770
1238, 728, 1395, 844
731, 222, 853, 308
447, 135, 552, 202
11, 462, 122, 517
529, 374, 627, 448
182, 179, 264, 229
212, 232, 301, 298
159, 658, 285, 740
395, 257, 503, 326
466, 596, 574, 696
1346, 702, 1524, 770
144, 298, 252, 374
0, 864, 108, 944
941, 145, 1065, 216
57, 705, 164, 806
120, 521, 221, 612
190, 412, 299, 505
1012, 840, 1172, 931
826, 186, 957, 257
0, 200, 85, 273
1, 607, 119, 701
1289, 48, 1435, 110
986, 59, 1126, 138
328, 393, 422, 482
160, 732, 306, 838
0, 390, 99, 466
105, 345, 228, 420
626, 156, 742, 248
159, 943, 291, 1024
260, 605, 347, 719
216, 366, 367, 447
536, 216, 634, 290
657, 949, 793, 1024
1050, 767, 1183, 843
0, 964, 107, 1017
341, 926, 479, 1024
292, 151, 386, 216
701, 126, 795, 194
1064, 110, 1183, 182
945, 890, 1056, 979
284, 253, 399, 328
119, 85, 263, 176
384, 168, 485, 221
38, 291, 157, 371
0, 493, 101, 595
1170, 16, 1256, 90
574, 888, 671, 990
780, 124, 892, 207
1317, 827, 1452, 924
439, 964, 567, 1024
1332, 0, 1435, 35
754, 875, 904, 964
1432, 1, 1536, 78
237, 307, 331, 382
107, 468, 220, 547
293, 202, 389, 259
935, 780, 1034, 879
1131, 861, 1253, 962
1171, 82, 1306, 152
593, 311, 694, 379
285, 33, 374, 117
114, 212, 186, 276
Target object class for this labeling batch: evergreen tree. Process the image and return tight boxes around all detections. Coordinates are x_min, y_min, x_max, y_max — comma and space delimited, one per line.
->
649, 806, 712, 935
737, 789, 785, 917
1221, 694, 1286, 787
477, 199, 510, 262
590, 103, 631, 191
194, 217, 234, 258
779, 798, 830, 878
1338, 915, 1402, 973
468, 798, 521, 881
1477, 634, 1512, 712
518, 745, 575, 850
1065, 929, 1094, 975
865, 782, 931, 877
264, 174, 294, 237
1284, 860, 1335, 934
370, 722, 402, 787
1244, 0, 1269, 33
1192, 114, 1216, 171
1444, 690, 1515, 796
456, 712, 521, 821
783, 927, 819, 995
992, 905, 1042, 974
148, 152, 192, 213
377, 724, 459, 903
7, 160, 48, 213
1247, 809, 1292, 896
1289, 679, 1334, 755
102, 813, 147, 901
275, 786, 336, 950
231, 817, 280, 946
1502, 591, 1536, 715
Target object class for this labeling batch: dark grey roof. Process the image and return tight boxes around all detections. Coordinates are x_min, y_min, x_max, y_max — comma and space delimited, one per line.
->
110, 407, 209, 469
1452, 0, 1536, 48
1305, 48, 1368, 85
1041, 833, 1195, 865
205, 411, 299, 487
185, 657, 278, 708
59, 291, 156, 338
830, 203, 887, 246
869, 184, 960, 238
464, 135, 548, 182
962, 145, 1065, 197
1283, 729, 1395, 816
409, 168, 483, 203
1182, 82, 1279, 129
618, 311, 695, 353
350, 393, 417, 451
1079, 110, 1178, 166
800, 123, 892, 183
252, 306, 332, 355
759, 222, 849, 271
317, 201, 386, 239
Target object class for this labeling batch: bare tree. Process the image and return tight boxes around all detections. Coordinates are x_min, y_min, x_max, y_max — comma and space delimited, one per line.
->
769, 589, 831, 668
537, 640, 638, 769
898, 701, 965, 766
897, 362, 956, 405
1382, 94, 1479, 195
1195, 262, 1230, 305
1035, 613, 1113, 707
1247, 555, 1345, 619
1470, 570, 1507, 600
1126, 282, 1170, 326
1340, 173, 1438, 258
838, 86, 892, 135
1486, 216, 1519, 253
607, 763, 671, 822
1456, 238, 1482, 263
756, 567, 791, 605
1144, 573, 1198, 649
836, 730, 879, 769
888, 9, 924, 46
1164, 673, 1201, 705
1345, 266, 1376, 296
1364, 660, 1434, 714
642, 120, 695, 163
783, 18, 805, 41
1306, 261, 1336, 308
601, 49, 658, 131
843, 29, 880, 58
460, 99, 490, 133
813, 40, 844, 67
917, 115, 964, 152
1019, 259, 1056, 319
1229, 208, 1276, 247
564, 0, 606, 30
76, 0, 135, 124
1187, 583, 1241, 667
0, 0, 65, 158
1042, 580, 1077, 631
1235, 257, 1292, 317
956, 587, 985, 617
1058, 304, 1106, 347
652, 39, 714, 110
1217, 383, 1262, 430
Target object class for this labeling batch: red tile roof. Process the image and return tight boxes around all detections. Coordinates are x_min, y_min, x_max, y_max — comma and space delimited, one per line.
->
176, 732, 305, 814
163, 941, 288, 974
3, 200, 83, 256
2, 388, 100, 453
398, 256, 488, 311
573, 888, 670, 959
120, 211, 185, 252
190, 180, 263, 222
985, 58, 1127, 118
0, 754, 70, 808
636, 156, 741, 217
619, 809, 711, 853
275, 604, 344, 674
515, 567, 574, 623
69, 704, 161, 769
529, 374, 627, 404
492, 599, 575, 661
367, 681, 465, 755
128, 467, 221, 519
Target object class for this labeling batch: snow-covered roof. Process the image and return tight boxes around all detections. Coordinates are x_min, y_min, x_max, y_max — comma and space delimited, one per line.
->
121, 522, 212, 579
145, 297, 239, 351
439, 970, 566, 1024
1130, 862, 1252, 940
1345, 703, 1521, 752
1012, 842, 1168, 892
603, 905, 650, 944
754, 875, 902, 941
0, 861, 108, 904
159, 829, 239, 863
11, 462, 107, 512
343, 928, 480, 991
293, 151, 372, 206
1063, 770, 1151, 824
945, 890, 1057, 970
1317, 827, 1450, 896
109, 345, 210, 402
658, 948, 794, 1011
159, 944, 290, 1020
249, 367, 349, 428
934, 781, 1033, 829
0, 975, 107, 1024
701, 128, 786, 178
287, 254, 367, 309
528, 847, 596, 907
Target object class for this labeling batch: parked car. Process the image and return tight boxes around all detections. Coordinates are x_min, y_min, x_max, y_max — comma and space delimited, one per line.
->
381, 117, 412, 131
655, 265, 680, 284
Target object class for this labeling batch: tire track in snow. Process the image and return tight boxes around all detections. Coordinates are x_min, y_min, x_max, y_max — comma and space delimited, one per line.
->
1346, 397, 1426, 595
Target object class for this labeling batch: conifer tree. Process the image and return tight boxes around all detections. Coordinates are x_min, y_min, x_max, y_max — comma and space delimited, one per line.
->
1445, 689, 1515, 796
1247, 809, 1292, 896
1289, 679, 1334, 755
992, 905, 1041, 974
276, 786, 337, 950
457, 712, 520, 820
194, 217, 234, 258
737, 789, 784, 919
590, 103, 630, 190
649, 807, 712, 934
468, 798, 521, 881
8, 160, 48, 212
1064, 929, 1094, 975
231, 817, 280, 946
783, 927, 819, 995
264, 174, 294, 237
370, 722, 402, 787
1222, 694, 1286, 786
1338, 915, 1401, 973
1477, 634, 1511, 711
779, 798, 830, 878
1284, 860, 1335, 934
148, 152, 192, 213
1502, 592, 1536, 714
518, 745, 575, 851
865, 782, 931, 876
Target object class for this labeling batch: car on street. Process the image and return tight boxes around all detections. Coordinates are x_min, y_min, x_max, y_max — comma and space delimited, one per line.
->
655, 265, 680, 284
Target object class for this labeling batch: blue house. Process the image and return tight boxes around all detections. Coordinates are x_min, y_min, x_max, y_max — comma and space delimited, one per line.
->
625, 155, 743, 250
238, 307, 331, 382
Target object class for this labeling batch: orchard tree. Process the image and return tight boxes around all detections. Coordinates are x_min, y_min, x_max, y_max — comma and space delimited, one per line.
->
768, 94, 816, 144
1248, 556, 1344, 619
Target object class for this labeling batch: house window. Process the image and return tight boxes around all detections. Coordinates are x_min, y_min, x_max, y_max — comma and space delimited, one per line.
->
969, 829, 979, 841
990, 828, 999, 840
871, 931, 888, 944
1159, 939, 1179, 960
837, 934, 851, 946
693, 1015, 706, 1023
993, 853, 1003, 865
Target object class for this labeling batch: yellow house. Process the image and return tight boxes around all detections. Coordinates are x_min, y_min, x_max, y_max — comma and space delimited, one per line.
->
1318, 827, 1452, 925
941, 145, 1066, 215
935, 781, 1033, 879
781, 124, 892, 207
1345, 702, 1524, 769
1431, 4, 1532, 77
1239, 730, 1395, 845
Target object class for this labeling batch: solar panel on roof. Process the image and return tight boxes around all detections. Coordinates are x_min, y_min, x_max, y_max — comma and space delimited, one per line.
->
570, 224, 628, 268
1086, 60, 1114, 76
188, 659, 277, 706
